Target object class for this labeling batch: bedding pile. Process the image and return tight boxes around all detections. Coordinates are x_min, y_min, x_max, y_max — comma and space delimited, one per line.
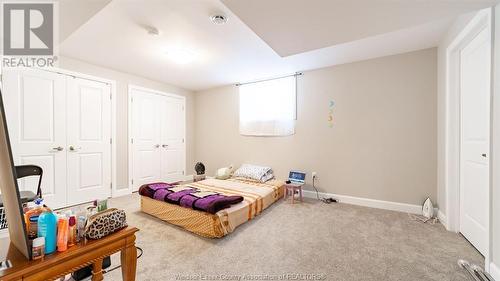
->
139, 182, 244, 214
232, 164, 274, 182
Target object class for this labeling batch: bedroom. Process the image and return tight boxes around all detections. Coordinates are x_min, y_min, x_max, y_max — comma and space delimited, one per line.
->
0, 0, 499, 280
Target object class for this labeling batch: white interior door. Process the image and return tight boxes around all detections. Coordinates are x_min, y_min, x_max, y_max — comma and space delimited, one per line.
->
131, 89, 161, 190
67, 78, 111, 205
2, 68, 67, 208
159, 96, 185, 182
459, 28, 491, 255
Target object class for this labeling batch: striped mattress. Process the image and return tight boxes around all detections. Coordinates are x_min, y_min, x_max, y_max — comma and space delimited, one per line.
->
140, 177, 284, 238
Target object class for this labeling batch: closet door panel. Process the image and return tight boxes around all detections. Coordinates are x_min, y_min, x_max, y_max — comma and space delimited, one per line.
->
2, 68, 67, 208
67, 78, 111, 205
160, 96, 185, 182
131, 90, 161, 190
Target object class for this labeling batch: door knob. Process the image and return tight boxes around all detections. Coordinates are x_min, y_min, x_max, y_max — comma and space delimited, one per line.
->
52, 146, 64, 152
154, 144, 160, 148
162, 144, 169, 148
482, 153, 487, 158
69, 146, 81, 152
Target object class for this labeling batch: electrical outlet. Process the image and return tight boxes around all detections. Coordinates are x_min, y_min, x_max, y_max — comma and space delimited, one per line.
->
312, 172, 317, 179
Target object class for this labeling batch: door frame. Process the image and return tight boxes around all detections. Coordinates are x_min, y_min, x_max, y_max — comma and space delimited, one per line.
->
127, 84, 187, 192
3, 67, 119, 199
444, 8, 492, 269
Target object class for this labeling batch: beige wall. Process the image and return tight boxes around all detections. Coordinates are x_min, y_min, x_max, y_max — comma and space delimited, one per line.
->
59, 56, 195, 190
195, 48, 437, 206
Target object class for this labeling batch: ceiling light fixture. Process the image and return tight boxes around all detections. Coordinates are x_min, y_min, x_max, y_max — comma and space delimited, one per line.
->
210, 14, 228, 25
166, 48, 197, 64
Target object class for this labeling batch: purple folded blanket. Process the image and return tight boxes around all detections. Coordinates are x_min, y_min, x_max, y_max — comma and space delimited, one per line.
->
139, 182, 244, 214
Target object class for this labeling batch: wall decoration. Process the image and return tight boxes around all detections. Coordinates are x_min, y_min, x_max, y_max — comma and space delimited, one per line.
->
328, 100, 335, 128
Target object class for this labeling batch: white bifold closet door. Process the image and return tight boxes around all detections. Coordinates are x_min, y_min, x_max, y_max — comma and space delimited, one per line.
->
66, 78, 111, 205
130, 90, 161, 188
130, 87, 185, 191
3, 68, 68, 208
2, 68, 111, 209
158, 96, 185, 181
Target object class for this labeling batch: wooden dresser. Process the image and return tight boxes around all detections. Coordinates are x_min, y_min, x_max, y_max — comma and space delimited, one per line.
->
0, 226, 139, 281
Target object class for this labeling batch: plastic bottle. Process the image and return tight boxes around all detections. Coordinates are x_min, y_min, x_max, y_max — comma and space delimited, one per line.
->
57, 216, 69, 252
27, 215, 39, 240
68, 216, 76, 247
32, 237, 45, 260
24, 198, 44, 232
76, 215, 86, 243
37, 210, 57, 254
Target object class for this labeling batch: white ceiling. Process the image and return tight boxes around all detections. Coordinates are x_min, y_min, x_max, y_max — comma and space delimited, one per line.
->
58, 0, 112, 42
222, 0, 498, 57
60, 0, 496, 91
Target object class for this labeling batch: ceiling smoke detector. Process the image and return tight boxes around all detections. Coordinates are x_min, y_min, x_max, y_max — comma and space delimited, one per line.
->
146, 26, 160, 36
210, 14, 228, 25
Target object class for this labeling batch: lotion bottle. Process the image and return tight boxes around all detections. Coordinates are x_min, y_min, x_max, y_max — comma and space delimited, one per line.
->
56, 215, 69, 252
37, 210, 57, 254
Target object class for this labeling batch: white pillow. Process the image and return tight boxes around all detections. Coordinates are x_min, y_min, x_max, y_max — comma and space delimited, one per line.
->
233, 164, 274, 182
215, 165, 234, 180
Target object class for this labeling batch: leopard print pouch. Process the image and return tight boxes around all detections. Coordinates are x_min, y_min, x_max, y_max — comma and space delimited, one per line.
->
85, 208, 127, 240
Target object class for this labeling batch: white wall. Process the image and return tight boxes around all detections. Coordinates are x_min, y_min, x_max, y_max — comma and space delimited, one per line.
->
491, 3, 500, 272
436, 11, 477, 219
59, 56, 196, 190
436, 7, 500, 274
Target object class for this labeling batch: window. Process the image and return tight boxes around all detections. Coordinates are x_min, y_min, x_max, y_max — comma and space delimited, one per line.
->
239, 76, 296, 136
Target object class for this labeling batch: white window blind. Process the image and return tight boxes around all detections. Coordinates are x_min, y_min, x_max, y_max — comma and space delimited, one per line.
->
239, 76, 296, 136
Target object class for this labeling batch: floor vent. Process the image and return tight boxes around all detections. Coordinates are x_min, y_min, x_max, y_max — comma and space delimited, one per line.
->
458, 259, 495, 281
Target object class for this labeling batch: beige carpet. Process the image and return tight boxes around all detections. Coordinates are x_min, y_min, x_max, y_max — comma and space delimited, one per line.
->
103, 193, 482, 281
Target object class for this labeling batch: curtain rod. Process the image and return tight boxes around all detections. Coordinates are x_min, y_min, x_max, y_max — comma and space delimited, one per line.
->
35, 67, 111, 85
235, 72, 303, 86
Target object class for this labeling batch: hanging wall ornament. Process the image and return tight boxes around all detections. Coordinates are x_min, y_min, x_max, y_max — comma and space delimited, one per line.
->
328, 100, 335, 128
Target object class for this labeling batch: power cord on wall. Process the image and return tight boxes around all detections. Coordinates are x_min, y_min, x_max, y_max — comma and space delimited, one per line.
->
312, 176, 337, 204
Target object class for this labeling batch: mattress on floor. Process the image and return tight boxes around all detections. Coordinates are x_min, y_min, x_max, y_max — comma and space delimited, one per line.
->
140, 178, 284, 238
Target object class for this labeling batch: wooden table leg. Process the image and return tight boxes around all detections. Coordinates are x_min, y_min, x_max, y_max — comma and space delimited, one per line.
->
299, 187, 303, 202
91, 258, 104, 281
121, 236, 137, 281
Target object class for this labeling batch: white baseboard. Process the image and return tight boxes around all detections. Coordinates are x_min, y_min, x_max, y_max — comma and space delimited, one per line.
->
437, 210, 447, 228
302, 190, 439, 216
112, 187, 133, 198
490, 262, 500, 281
115, 175, 194, 198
